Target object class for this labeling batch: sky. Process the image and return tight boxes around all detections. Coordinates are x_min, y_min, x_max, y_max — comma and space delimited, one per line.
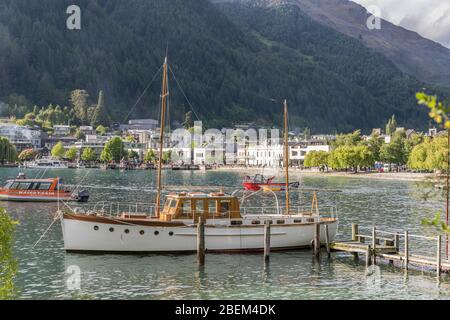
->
351, 0, 450, 48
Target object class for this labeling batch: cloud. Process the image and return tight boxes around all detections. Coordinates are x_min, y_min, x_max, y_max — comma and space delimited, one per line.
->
351, 0, 450, 48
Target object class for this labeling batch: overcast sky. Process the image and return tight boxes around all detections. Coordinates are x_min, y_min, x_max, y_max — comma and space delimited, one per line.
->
351, 0, 450, 48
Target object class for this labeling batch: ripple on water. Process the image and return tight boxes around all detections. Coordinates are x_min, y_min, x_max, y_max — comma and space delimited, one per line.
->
1, 168, 449, 299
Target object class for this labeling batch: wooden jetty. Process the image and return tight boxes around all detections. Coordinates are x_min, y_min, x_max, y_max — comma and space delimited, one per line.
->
330, 224, 450, 275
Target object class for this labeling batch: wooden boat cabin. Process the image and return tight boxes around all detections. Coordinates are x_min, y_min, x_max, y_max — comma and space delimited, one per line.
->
159, 192, 242, 222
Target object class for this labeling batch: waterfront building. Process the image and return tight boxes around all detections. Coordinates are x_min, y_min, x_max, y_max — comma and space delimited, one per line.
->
290, 142, 331, 166
0, 123, 42, 151
79, 126, 95, 135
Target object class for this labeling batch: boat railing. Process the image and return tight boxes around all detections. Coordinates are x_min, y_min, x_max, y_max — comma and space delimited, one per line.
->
88, 201, 159, 217
241, 205, 337, 219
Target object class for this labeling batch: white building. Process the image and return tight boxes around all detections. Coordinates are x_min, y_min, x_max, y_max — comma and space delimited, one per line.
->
0, 123, 42, 151
290, 143, 330, 165
246, 144, 284, 167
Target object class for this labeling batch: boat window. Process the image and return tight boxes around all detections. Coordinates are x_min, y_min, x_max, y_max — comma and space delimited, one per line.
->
3, 181, 13, 189
179, 200, 191, 217
219, 200, 230, 217
32, 183, 41, 190
27, 183, 36, 190
194, 200, 204, 214
17, 182, 31, 190
170, 200, 177, 208
10, 182, 19, 189
38, 183, 52, 190
208, 200, 217, 215
164, 199, 172, 208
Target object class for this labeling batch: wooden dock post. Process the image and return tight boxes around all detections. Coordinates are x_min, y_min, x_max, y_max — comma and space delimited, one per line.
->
372, 227, 377, 265
394, 232, 400, 252
324, 224, 331, 258
404, 230, 409, 270
264, 220, 271, 262
351, 223, 359, 259
351, 224, 358, 241
366, 245, 372, 268
197, 218, 205, 265
437, 235, 441, 277
314, 223, 321, 257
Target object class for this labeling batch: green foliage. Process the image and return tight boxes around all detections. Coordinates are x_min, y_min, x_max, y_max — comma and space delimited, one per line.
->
144, 149, 156, 163
163, 150, 172, 164
422, 212, 450, 234
100, 137, 125, 163
51, 142, 65, 159
95, 125, 107, 135
127, 150, 139, 160
65, 147, 78, 162
0, 137, 18, 163
0, 208, 19, 299
18, 149, 36, 161
328, 145, 373, 172
417, 92, 450, 129
332, 130, 362, 148
0, 0, 437, 131
408, 136, 448, 171
74, 129, 86, 141
304, 151, 329, 170
379, 131, 407, 166
385, 115, 397, 136
90, 91, 110, 127
81, 148, 97, 163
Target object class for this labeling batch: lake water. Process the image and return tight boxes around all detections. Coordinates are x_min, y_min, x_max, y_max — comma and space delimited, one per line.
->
2, 167, 450, 300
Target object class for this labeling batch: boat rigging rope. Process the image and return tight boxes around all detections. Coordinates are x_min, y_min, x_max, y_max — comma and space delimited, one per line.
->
31, 210, 62, 250
168, 64, 201, 121
122, 64, 164, 123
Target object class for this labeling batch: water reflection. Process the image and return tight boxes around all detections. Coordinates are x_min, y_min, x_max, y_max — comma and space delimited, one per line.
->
1, 167, 448, 299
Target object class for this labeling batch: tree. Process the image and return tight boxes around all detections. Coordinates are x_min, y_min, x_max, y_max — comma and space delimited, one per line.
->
162, 150, 172, 164
51, 142, 65, 159
183, 111, 194, 130
332, 130, 362, 148
380, 132, 407, 167
91, 90, 110, 127
18, 149, 36, 162
96, 125, 107, 135
65, 147, 78, 161
100, 137, 124, 163
0, 208, 18, 299
0, 138, 18, 164
304, 151, 329, 171
364, 132, 383, 162
74, 129, 86, 141
328, 145, 373, 172
144, 149, 156, 163
128, 150, 139, 161
70, 90, 90, 124
81, 148, 97, 163
385, 115, 397, 136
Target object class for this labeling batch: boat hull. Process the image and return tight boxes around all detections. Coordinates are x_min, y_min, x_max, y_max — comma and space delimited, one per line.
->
61, 216, 338, 253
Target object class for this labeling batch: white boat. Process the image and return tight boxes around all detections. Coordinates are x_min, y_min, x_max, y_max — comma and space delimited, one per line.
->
60, 192, 338, 253
59, 56, 339, 253
23, 156, 68, 169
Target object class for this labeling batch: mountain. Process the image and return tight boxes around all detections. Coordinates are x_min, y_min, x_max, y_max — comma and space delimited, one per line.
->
0, 0, 443, 132
214, 0, 450, 87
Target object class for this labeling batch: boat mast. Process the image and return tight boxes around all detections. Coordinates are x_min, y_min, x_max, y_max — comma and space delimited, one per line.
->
155, 57, 169, 217
284, 99, 290, 215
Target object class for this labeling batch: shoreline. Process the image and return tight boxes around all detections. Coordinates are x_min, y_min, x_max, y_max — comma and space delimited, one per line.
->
211, 167, 433, 182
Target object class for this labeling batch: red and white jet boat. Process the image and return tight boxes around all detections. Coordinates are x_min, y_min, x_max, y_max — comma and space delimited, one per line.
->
0, 174, 89, 202
243, 174, 299, 191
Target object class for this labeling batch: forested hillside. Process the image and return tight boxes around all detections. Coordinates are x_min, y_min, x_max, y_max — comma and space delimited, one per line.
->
0, 0, 443, 131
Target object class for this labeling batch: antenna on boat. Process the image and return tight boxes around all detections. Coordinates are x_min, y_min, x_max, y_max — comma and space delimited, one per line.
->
155, 55, 169, 217
284, 99, 290, 215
